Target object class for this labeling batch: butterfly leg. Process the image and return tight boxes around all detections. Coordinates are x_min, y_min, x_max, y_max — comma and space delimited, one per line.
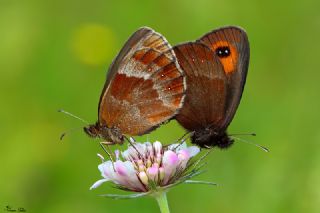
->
123, 136, 143, 158
204, 144, 213, 149
173, 131, 195, 150
99, 142, 116, 171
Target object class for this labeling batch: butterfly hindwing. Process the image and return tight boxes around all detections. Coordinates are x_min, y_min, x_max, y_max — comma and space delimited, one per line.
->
173, 42, 228, 131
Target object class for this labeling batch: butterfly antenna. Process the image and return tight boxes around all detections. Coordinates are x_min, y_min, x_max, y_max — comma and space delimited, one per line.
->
129, 137, 136, 143
230, 135, 269, 153
58, 109, 89, 125
229, 133, 256, 137
124, 136, 143, 158
60, 126, 83, 140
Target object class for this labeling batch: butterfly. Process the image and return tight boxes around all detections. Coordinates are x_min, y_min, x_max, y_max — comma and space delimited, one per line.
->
173, 26, 250, 149
84, 27, 186, 145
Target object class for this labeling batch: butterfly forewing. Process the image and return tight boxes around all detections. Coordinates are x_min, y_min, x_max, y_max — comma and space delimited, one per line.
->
198, 26, 250, 128
98, 27, 185, 135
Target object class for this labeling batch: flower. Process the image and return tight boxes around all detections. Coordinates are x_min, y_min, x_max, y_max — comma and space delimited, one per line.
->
90, 140, 202, 192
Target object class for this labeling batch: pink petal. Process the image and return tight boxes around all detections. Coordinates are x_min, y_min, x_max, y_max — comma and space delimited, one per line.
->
178, 146, 200, 169
162, 150, 179, 184
178, 150, 190, 161
113, 161, 146, 191
163, 150, 179, 166
115, 161, 131, 176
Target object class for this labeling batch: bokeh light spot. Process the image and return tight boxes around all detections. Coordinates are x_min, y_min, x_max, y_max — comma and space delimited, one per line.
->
71, 23, 116, 66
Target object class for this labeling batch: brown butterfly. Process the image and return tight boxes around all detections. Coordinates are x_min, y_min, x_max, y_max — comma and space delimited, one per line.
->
84, 27, 186, 145
173, 26, 250, 149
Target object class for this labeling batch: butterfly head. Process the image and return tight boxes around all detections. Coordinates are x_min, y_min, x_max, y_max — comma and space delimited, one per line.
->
84, 123, 124, 145
191, 128, 234, 149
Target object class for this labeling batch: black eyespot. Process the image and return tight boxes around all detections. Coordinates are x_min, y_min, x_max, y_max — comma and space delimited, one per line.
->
216, 46, 231, 58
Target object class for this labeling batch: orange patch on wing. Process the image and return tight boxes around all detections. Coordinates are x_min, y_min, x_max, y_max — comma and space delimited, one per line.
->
154, 54, 171, 67
147, 109, 173, 124
132, 49, 145, 61
109, 74, 142, 101
212, 41, 238, 74
155, 63, 181, 81
133, 49, 159, 65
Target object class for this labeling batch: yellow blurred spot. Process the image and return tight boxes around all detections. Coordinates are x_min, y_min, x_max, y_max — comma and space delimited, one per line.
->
72, 23, 116, 66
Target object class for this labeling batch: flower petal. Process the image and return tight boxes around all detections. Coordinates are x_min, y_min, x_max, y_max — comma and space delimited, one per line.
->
138, 171, 149, 185
178, 146, 200, 169
162, 150, 179, 184
147, 166, 159, 182
98, 161, 114, 179
163, 150, 179, 166
153, 141, 162, 155
185, 146, 200, 157
113, 161, 146, 192
168, 142, 187, 151
90, 178, 109, 190
114, 160, 136, 176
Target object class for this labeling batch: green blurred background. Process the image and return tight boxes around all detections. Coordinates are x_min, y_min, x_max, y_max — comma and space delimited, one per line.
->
1, 0, 320, 212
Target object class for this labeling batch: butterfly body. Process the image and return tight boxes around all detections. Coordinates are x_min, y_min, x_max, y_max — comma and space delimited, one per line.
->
173, 26, 249, 149
191, 128, 233, 149
84, 123, 124, 145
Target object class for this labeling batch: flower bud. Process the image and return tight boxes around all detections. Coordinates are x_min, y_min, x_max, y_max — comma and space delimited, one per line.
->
147, 158, 152, 168
139, 171, 149, 185
159, 167, 165, 181
147, 166, 159, 182
139, 165, 146, 172
153, 141, 162, 155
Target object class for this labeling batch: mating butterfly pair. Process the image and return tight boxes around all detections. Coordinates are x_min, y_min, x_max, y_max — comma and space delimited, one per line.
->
84, 26, 249, 149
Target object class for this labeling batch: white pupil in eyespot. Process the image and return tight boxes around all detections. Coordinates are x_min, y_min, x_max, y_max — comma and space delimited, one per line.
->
216, 46, 231, 58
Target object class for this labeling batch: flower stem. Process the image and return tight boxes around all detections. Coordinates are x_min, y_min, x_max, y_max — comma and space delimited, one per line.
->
155, 192, 170, 213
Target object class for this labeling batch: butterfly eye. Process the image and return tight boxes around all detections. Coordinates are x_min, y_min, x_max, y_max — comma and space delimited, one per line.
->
216, 46, 231, 58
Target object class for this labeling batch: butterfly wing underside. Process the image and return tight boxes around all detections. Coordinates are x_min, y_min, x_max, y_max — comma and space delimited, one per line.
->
98, 27, 185, 135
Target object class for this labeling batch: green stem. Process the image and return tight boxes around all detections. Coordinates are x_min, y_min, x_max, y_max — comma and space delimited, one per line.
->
155, 192, 170, 213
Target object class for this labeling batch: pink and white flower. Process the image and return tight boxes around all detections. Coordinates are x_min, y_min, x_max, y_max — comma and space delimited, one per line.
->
90, 141, 200, 192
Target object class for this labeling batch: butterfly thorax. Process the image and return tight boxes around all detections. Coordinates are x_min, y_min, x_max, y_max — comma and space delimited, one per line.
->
191, 128, 234, 149
83, 122, 124, 145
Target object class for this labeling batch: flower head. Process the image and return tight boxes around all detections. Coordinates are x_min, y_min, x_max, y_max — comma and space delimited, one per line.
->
90, 140, 201, 192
